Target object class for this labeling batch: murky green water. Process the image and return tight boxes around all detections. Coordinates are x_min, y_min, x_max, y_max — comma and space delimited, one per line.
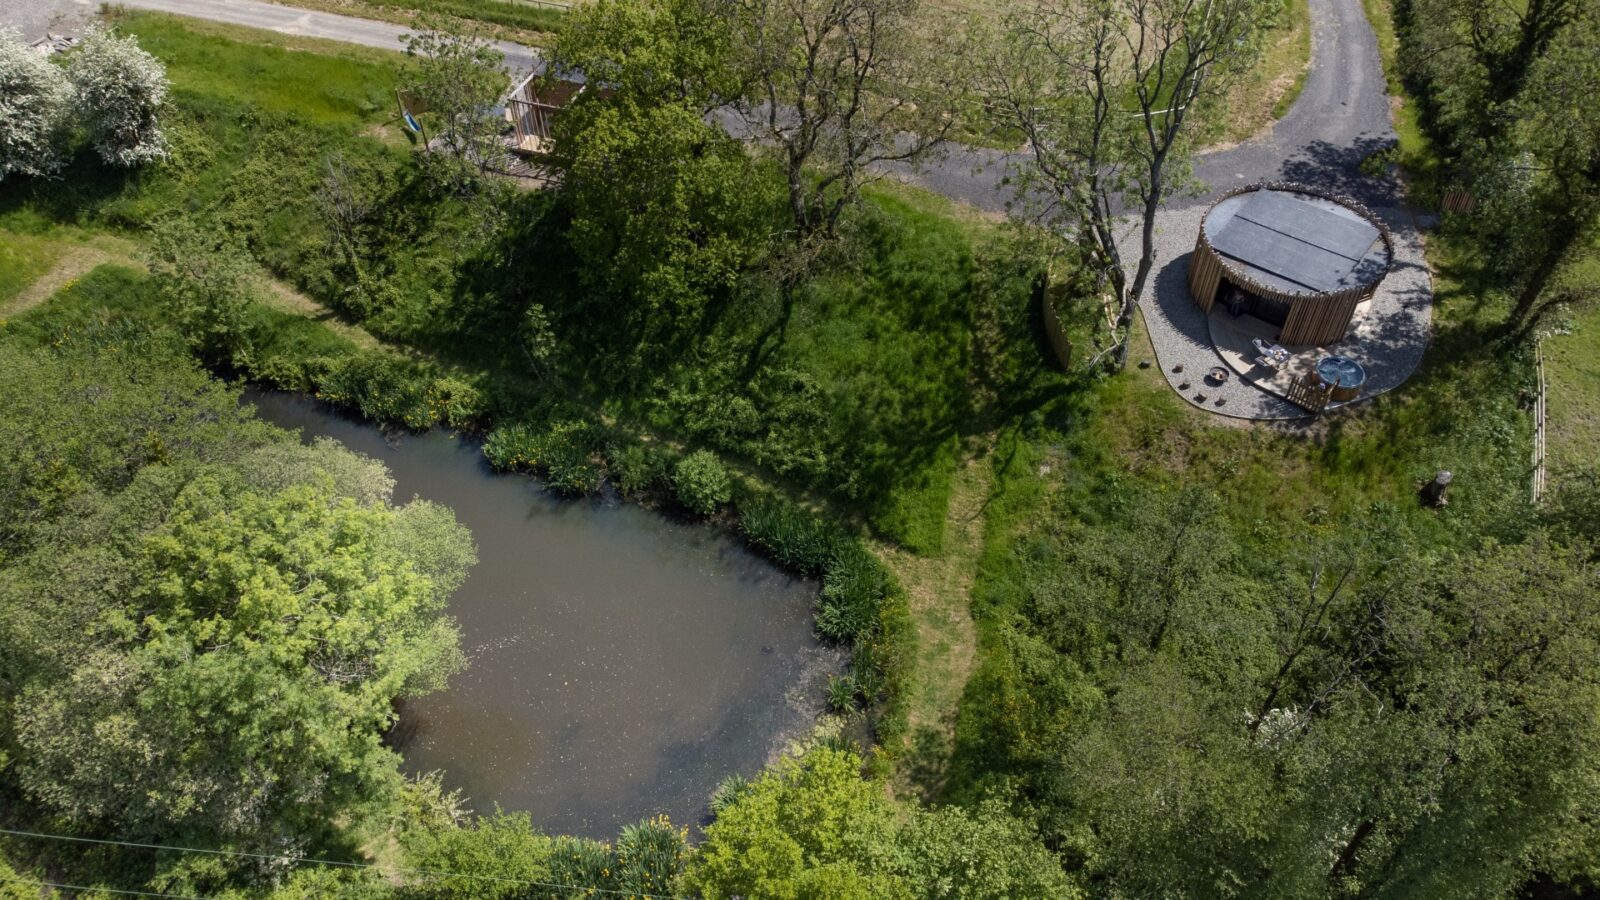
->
244, 389, 834, 837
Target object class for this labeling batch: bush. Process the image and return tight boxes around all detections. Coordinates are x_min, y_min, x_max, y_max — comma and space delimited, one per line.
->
826, 673, 861, 714
68, 26, 170, 167
0, 28, 73, 180
609, 440, 669, 496
317, 351, 438, 428
815, 544, 892, 643
737, 494, 845, 575
483, 420, 601, 495
673, 450, 731, 516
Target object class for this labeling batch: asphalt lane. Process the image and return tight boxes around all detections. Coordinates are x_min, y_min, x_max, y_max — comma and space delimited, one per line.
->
105, 0, 540, 72
5, 0, 1398, 210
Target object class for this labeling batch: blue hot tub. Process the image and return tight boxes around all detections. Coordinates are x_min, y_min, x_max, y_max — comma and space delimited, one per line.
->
1315, 355, 1366, 401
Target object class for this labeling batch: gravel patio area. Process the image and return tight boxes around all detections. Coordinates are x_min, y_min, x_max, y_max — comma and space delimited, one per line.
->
1122, 202, 1432, 420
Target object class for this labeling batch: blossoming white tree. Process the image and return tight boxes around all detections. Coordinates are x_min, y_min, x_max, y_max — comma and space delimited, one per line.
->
0, 29, 73, 181
68, 26, 169, 167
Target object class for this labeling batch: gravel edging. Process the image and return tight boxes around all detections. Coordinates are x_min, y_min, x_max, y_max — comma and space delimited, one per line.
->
1124, 203, 1433, 421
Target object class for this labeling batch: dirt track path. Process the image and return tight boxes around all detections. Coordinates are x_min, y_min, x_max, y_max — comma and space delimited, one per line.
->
0, 239, 141, 320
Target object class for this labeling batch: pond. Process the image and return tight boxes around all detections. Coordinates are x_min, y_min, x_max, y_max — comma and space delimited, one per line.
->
243, 389, 836, 838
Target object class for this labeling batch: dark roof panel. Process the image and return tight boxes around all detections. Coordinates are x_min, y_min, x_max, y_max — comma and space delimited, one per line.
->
1211, 218, 1363, 294
1207, 189, 1387, 295
1234, 191, 1380, 261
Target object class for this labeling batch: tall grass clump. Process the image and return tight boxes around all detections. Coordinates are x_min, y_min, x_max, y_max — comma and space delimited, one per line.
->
483, 419, 602, 495
736, 494, 846, 575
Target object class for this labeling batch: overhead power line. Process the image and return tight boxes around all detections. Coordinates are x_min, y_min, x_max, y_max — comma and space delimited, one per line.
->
0, 875, 210, 900
0, 827, 686, 900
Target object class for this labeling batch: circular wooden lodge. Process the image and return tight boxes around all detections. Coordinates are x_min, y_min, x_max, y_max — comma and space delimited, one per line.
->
1188, 183, 1394, 346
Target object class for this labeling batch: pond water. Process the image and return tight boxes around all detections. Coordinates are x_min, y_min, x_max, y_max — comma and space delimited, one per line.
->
243, 389, 835, 838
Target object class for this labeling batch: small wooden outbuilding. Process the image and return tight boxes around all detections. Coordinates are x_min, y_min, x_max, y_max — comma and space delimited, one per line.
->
1188, 183, 1393, 346
504, 70, 591, 156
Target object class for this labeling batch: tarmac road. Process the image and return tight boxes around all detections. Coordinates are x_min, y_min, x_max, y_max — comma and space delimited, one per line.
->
6, 0, 1398, 210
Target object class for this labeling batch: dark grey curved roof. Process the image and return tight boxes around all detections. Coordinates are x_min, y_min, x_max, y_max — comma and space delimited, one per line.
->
1204, 189, 1390, 295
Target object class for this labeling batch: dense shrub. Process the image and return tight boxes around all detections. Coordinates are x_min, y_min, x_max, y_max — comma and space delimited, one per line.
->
608, 440, 670, 496
737, 494, 846, 575
68, 26, 170, 167
673, 450, 732, 516
0, 29, 73, 180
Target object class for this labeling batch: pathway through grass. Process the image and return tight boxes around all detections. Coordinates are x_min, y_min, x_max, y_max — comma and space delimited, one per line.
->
0, 236, 141, 320
879, 440, 991, 803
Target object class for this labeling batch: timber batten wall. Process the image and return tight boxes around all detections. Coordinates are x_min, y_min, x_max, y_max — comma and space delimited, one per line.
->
1189, 182, 1394, 346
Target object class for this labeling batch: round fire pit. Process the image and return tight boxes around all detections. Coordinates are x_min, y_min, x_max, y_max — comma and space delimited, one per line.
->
1207, 366, 1230, 385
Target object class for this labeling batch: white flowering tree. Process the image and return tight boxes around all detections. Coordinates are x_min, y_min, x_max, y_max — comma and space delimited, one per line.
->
68, 26, 169, 167
0, 29, 73, 181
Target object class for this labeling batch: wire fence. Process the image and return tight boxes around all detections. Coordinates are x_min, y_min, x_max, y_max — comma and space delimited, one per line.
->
1532, 340, 1548, 502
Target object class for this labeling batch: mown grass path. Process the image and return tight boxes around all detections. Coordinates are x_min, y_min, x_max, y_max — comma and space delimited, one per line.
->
0, 237, 140, 321
878, 441, 991, 803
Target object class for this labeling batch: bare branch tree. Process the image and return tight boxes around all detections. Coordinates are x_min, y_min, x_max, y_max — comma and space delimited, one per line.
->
980, 0, 1273, 369
726, 0, 968, 238
403, 17, 510, 190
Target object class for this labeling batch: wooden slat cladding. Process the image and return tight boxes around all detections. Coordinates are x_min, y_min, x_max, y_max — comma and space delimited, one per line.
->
1188, 182, 1393, 347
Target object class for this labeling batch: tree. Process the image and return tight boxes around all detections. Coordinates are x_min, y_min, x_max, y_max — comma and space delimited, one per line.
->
147, 217, 258, 366
979, 0, 1274, 368
403, 18, 509, 188
0, 341, 474, 860
726, 0, 970, 239
898, 797, 1078, 899
67, 25, 169, 167
1402, 0, 1585, 153
553, 100, 773, 367
683, 747, 911, 899
549, 0, 776, 373
9, 475, 471, 845
986, 485, 1600, 896
0, 28, 73, 180
550, 0, 744, 113
1493, 9, 1600, 336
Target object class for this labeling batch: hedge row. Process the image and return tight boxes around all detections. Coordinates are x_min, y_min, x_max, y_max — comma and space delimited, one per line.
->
737, 491, 911, 737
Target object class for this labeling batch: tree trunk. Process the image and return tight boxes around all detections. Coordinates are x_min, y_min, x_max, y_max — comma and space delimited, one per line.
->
1114, 189, 1163, 369
1330, 818, 1376, 885
1506, 226, 1574, 331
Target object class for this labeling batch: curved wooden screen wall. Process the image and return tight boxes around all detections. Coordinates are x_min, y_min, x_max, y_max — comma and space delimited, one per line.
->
1188, 182, 1394, 346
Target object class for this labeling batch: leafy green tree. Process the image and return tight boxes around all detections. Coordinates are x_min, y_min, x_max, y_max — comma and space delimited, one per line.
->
683, 747, 911, 899
0, 340, 474, 865
67, 25, 170, 167
552, 99, 773, 369
0, 28, 73, 180
550, 0, 775, 373
147, 217, 259, 366
0, 339, 277, 553
402, 18, 508, 188
10, 474, 471, 843
1492, 10, 1600, 335
898, 797, 1078, 899
551, 0, 743, 112
977, 488, 1600, 897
